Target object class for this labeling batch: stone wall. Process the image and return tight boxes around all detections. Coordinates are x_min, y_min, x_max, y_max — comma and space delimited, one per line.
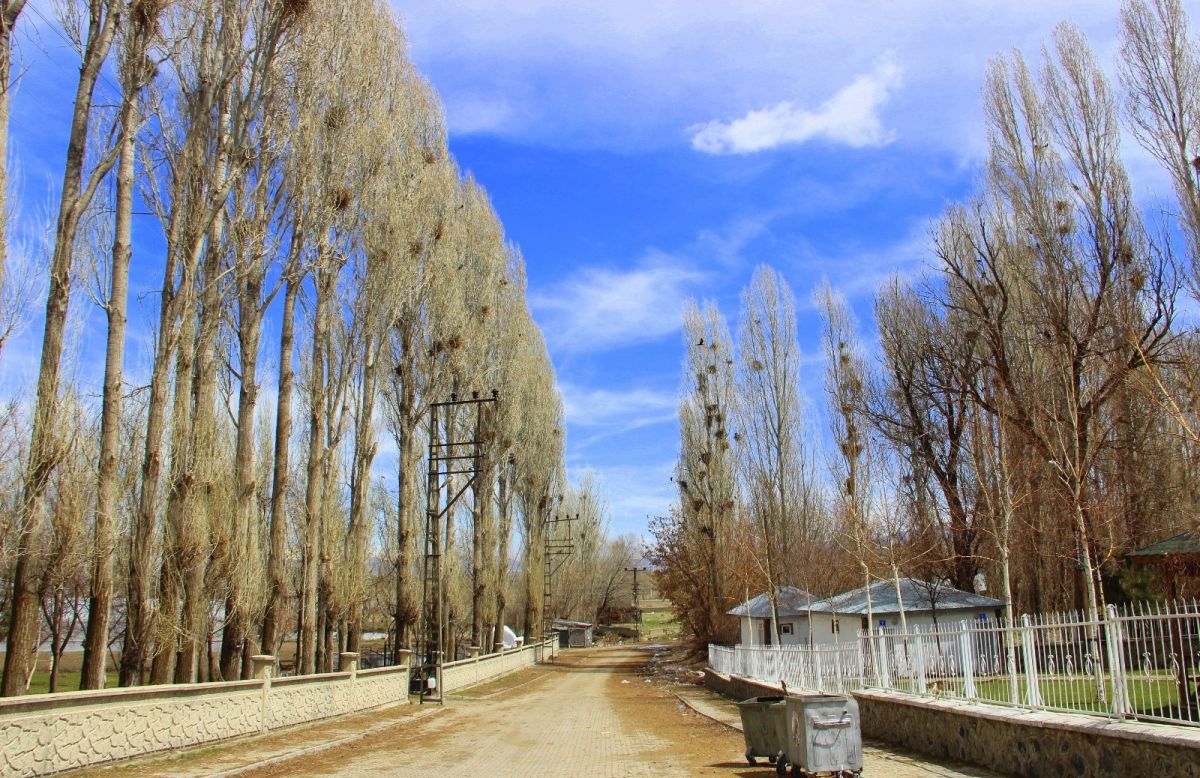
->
0, 660, 409, 777
441, 638, 557, 692
0, 639, 559, 776
702, 666, 782, 700
854, 689, 1200, 778
703, 666, 1200, 778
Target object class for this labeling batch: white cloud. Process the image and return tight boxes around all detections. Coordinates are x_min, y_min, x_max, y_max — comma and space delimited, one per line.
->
792, 226, 933, 308
442, 94, 515, 135
560, 382, 677, 429
567, 460, 677, 536
395, 0, 1125, 154
529, 253, 705, 353
689, 60, 903, 154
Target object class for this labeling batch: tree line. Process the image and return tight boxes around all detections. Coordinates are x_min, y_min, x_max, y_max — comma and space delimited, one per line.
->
0, 0, 626, 696
653, 0, 1200, 653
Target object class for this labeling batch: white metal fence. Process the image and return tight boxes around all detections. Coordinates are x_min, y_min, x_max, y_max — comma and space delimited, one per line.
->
709, 599, 1200, 728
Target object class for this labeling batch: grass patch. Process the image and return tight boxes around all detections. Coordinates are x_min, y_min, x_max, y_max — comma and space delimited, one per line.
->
606, 608, 680, 641
892, 671, 1195, 716
24, 670, 119, 695
973, 674, 1186, 712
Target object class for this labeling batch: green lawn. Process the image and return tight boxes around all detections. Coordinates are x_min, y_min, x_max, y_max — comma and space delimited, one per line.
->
607, 606, 680, 641
914, 672, 1193, 715
24, 670, 119, 695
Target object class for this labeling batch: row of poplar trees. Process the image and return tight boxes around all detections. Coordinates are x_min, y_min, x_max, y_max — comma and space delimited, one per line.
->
0, 0, 571, 695
655, 0, 1200, 652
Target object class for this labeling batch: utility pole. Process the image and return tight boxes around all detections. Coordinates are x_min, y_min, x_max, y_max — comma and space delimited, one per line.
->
624, 566, 647, 641
542, 509, 576, 657
418, 391, 496, 704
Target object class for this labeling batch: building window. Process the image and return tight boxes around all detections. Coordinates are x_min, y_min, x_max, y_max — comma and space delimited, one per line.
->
831, 618, 840, 634
781, 623, 794, 636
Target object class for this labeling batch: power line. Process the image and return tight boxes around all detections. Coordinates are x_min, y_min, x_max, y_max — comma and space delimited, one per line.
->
24, 2, 124, 97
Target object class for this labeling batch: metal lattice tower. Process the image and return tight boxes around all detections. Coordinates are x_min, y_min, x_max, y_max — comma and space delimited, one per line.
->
542, 510, 576, 647
624, 566, 648, 640
418, 391, 496, 703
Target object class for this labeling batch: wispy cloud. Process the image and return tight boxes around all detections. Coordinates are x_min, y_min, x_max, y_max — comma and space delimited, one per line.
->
400, 1, 1122, 155
689, 60, 903, 154
792, 225, 932, 307
567, 459, 677, 536
442, 93, 515, 135
530, 252, 705, 353
560, 381, 677, 442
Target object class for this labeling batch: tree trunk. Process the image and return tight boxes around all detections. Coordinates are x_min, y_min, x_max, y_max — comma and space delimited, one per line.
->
221, 241, 266, 680
261, 270, 299, 656
150, 286, 198, 685
121, 275, 179, 686
300, 266, 332, 675
81, 84, 139, 691
392, 331, 418, 658
346, 337, 380, 654
492, 463, 512, 651
2, 1, 118, 696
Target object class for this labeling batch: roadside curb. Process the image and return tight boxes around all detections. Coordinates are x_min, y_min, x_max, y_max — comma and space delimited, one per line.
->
672, 687, 742, 732
209, 704, 445, 777
448, 666, 552, 701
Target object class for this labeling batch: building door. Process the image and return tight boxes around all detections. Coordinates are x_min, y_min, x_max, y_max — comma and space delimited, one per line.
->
763, 619, 772, 645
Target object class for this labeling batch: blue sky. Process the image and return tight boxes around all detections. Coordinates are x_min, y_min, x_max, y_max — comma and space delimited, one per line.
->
395, 0, 1179, 536
4, 0, 1182, 539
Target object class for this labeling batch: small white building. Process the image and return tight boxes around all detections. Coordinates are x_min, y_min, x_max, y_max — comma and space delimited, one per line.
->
729, 578, 1006, 647
728, 586, 821, 646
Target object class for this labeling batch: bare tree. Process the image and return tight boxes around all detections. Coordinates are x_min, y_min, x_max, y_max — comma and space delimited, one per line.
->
676, 299, 738, 648
736, 267, 811, 643
940, 28, 1179, 622
3, 0, 123, 697
81, 0, 165, 691
1120, 0, 1200, 290
0, 0, 28, 363
817, 282, 877, 634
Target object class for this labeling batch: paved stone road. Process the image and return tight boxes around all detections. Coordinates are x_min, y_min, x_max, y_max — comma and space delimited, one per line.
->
235, 646, 1000, 778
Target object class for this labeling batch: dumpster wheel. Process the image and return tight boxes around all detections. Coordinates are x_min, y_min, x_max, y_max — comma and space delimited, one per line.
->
775, 756, 787, 776
745, 749, 755, 767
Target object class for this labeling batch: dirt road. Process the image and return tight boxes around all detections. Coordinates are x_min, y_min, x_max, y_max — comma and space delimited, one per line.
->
233, 646, 996, 778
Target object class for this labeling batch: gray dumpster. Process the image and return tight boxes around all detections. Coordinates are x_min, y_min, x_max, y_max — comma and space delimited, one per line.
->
736, 696, 788, 771
783, 694, 862, 777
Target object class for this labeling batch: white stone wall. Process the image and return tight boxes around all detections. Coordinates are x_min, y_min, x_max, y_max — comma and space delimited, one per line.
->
0, 664, 409, 777
441, 638, 557, 692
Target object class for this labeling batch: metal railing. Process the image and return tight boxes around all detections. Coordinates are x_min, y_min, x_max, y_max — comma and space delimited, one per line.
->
709, 599, 1200, 728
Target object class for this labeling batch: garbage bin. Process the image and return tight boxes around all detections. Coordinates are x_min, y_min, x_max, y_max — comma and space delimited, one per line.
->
783, 694, 862, 777
736, 696, 788, 772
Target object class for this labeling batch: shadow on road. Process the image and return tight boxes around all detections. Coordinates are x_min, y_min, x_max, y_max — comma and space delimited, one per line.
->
705, 763, 787, 777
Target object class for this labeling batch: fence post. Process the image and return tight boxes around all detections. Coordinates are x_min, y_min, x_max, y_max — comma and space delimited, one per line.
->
1020, 614, 1042, 707
959, 621, 976, 700
252, 654, 276, 734
1005, 622, 1020, 706
875, 632, 891, 689
1103, 604, 1131, 717
340, 652, 359, 683
914, 632, 928, 695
